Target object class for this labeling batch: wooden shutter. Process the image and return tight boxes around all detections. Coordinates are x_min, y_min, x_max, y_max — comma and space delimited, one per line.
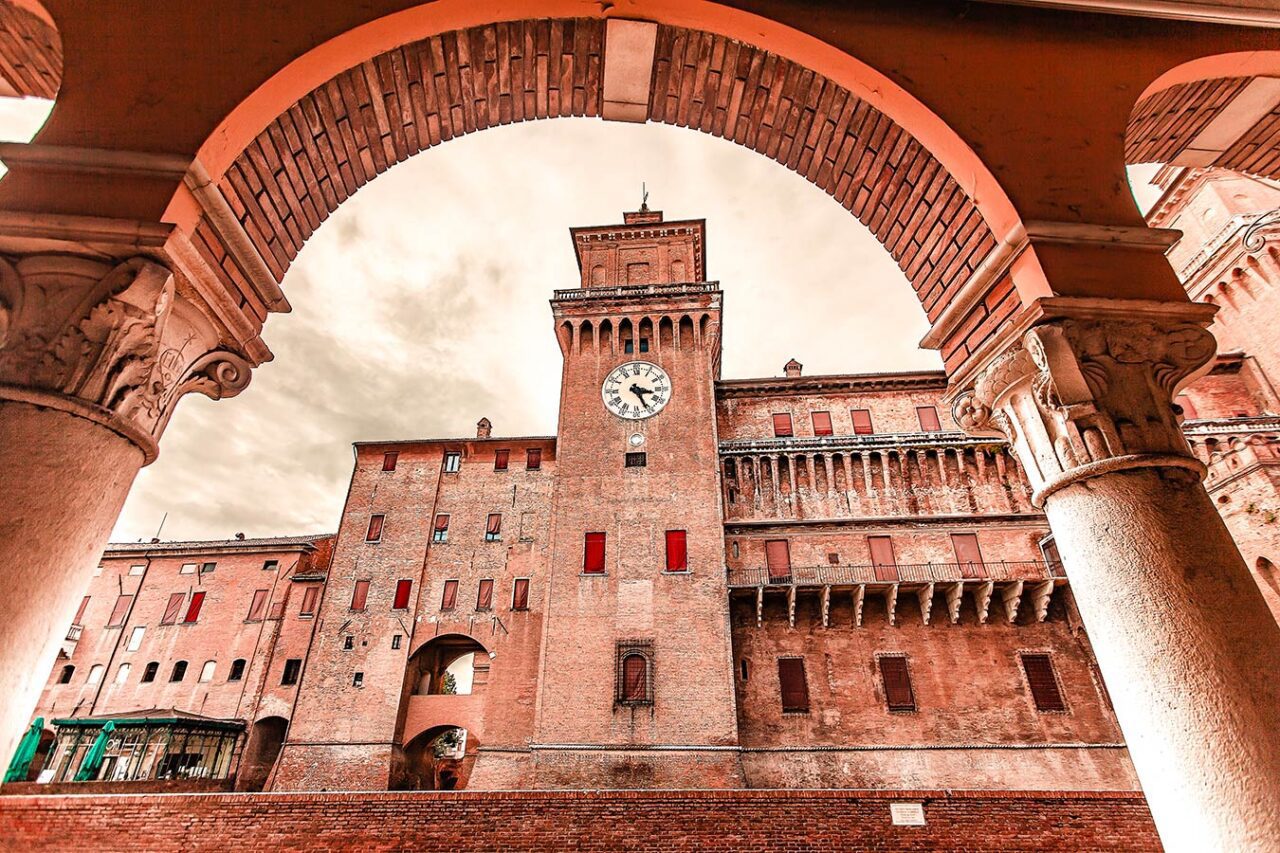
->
494, 449, 510, 470
526, 448, 542, 469
777, 658, 809, 712
622, 654, 648, 701
382, 451, 398, 471
183, 591, 205, 624
1021, 654, 1066, 711
811, 411, 833, 436
879, 656, 916, 711
916, 406, 941, 432
351, 580, 369, 611
512, 578, 530, 610
477, 579, 494, 610
247, 589, 269, 621
772, 413, 793, 437
300, 586, 319, 616
584, 532, 607, 573
868, 535, 898, 582
74, 595, 91, 625
765, 539, 791, 580
950, 533, 985, 578
486, 513, 503, 535
366, 514, 384, 541
851, 409, 874, 435
665, 530, 688, 571
162, 593, 185, 625
107, 595, 132, 627
441, 579, 459, 610
393, 579, 412, 610
1041, 536, 1066, 577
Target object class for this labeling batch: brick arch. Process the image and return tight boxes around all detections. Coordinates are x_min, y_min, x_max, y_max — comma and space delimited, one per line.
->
187, 17, 1007, 343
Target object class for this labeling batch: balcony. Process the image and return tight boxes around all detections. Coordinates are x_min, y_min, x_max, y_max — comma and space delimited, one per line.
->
726, 560, 1062, 588
65, 624, 83, 642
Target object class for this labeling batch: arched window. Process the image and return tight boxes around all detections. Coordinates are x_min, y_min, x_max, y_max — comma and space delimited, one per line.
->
228, 659, 247, 682
114, 663, 131, 685
86, 664, 104, 685
58, 665, 74, 684
170, 660, 188, 682
622, 654, 648, 702
199, 660, 216, 682
141, 661, 159, 683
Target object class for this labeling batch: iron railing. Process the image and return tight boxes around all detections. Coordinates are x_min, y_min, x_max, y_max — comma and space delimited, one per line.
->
65, 624, 82, 642
726, 560, 1062, 588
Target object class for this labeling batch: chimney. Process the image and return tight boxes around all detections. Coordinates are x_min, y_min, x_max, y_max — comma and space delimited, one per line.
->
476, 417, 492, 438
784, 358, 803, 378
234, 532, 246, 540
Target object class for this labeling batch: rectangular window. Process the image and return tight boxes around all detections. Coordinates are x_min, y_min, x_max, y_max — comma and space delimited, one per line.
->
869, 535, 898, 582
200, 562, 216, 574
765, 539, 791, 580
263, 559, 279, 571
392, 634, 402, 650
950, 532, 986, 578
350, 580, 369, 611
432, 514, 450, 543
1021, 653, 1067, 712
126, 626, 145, 651
179, 563, 197, 575
443, 451, 461, 473
366, 514, 385, 542
382, 450, 399, 471
183, 592, 205, 624
247, 589, 269, 621
161, 593, 185, 625
494, 449, 510, 470
526, 448, 542, 470
73, 595, 91, 626
353, 672, 364, 688
772, 413, 794, 437
485, 513, 502, 542
624, 451, 647, 468
477, 578, 494, 611
665, 530, 688, 572
1040, 535, 1066, 578
512, 578, 530, 611
281, 658, 301, 686
851, 409, 874, 435
811, 411, 834, 436
441, 579, 459, 611
393, 579, 412, 610
128, 564, 146, 576
299, 586, 319, 616
107, 595, 132, 628
638, 338, 649, 353
916, 406, 942, 432
584, 532, 607, 574
879, 655, 916, 711
777, 658, 810, 713
624, 338, 634, 354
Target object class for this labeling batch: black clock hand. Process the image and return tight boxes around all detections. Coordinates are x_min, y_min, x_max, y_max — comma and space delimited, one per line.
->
630, 384, 653, 405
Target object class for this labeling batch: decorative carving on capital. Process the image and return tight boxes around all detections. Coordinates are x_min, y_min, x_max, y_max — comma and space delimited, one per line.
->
952, 313, 1214, 505
0, 254, 254, 460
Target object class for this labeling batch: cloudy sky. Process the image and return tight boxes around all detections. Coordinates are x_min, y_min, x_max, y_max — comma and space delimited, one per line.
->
0, 98, 1164, 543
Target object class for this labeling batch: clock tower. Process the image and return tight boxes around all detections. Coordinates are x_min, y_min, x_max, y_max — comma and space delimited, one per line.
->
532, 205, 743, 786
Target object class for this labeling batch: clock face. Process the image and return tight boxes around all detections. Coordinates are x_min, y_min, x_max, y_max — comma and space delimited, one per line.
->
602, 361, 672, 420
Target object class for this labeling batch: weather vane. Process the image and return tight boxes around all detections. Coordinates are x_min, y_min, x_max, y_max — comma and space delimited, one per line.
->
640, 182, 649, 211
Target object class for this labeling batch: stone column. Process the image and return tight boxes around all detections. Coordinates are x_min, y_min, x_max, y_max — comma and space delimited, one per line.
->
0, 253, 254, 764
952, 298, 1280, 852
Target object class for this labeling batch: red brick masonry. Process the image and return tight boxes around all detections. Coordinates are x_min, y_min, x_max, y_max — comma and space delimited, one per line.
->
0, 789, 1159, 851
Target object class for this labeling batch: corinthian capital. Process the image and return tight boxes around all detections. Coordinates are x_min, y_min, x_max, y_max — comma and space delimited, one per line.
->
0, 253, 253, 461
949, 299, 1217, 505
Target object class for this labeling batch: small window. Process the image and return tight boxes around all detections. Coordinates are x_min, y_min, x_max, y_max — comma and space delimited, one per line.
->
366, 514, 385, 542
772, 413, 794, 437
392, 634, 402, 650
441, 579, 459, 611
86, 664, 105, 685
432, 514, 450, 543
811, 411, 834, 436
616, 641, 654, 705
141, 662, 158, 683
126, 626, 146, 651
281, 658, 302, 686
665, 530, 688, 572
183, 592, 205, 624
263, 559, 279, 571
584, 532, 607, 574
179, 563, 197, 575
477, 578, 494, 611
382, 451, 399, 471
443, 452, 461, 473
494, 449, 510, 471
128, 564, 146, 576
200, 562, 217, 574
624, 338, 634, 354
765, 539, 791, 581
851, 409, 874, 435
485, 513, 502, 542
247, 589, 269, 621
351, 580, 370, 611
228, 659, 246, 682
512, 578, 530, 611
115, 663, 131, 685
353, 672, 364, 688
526, 448, 542, 470
343, 635, 354, 650
58, 665, 75, 684
199, 660, 216, 683
740, 660, 749, 681
1021, 653, 1067, 712
93, 564, 104, 577
170, 661, 188, 683
638, 338, 649, 353
878, 655, 916, 711
299, 586, 319, 616
827, 553, 839, 565
107, 595, 132, 628
625, 452, 647, 468
393, 578, 413, 610
1040, 535, 1066, 578
73, 595, 91, 626
916, 406, 942, 432
161, 593, 185, 626
778, 658, 809, 713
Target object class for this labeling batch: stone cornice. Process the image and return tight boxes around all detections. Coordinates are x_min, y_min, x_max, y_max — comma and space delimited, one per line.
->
718, 431, 1003, 456
551, 281, 721, 306
716, 370, 948, 399
103, 534, 331, 559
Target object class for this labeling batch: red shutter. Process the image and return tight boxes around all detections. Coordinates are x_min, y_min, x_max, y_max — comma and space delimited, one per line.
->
584, 532, 607, 573
512, 578, 530, 610
811, 411, 833, 436
1022, 654, 1066, 711
366, 514, 384, 542
107, 595, 132, 628
916, 406, 941, 432
477, 579, 494, 610
869, 535, 898, 582
441, 579, 459, 610
950, 533, 986, 578
1176, 394, 1198, 419
434, 514, 450, 531
74, 595, 91, 625
851, 409, 874, 435
351, 580, 369, 611
1041, 536, 1066, 577
382, 451, 398, 471
299, 586, 319, 616
486, 513, 502, 535
526, 448, 542, 469
494, 449, 510, 470
777, 658, 809, 712
268, 601, 285, 620
772, 413, 793, 437
247, 589, 269, 621
393, 579, 412, 610
162, 593, 185, 625
765, 539, 791, 580
622, 654, 648, 701
879, 656, 916, 711
665, 530, 688, 571
183, 591, 205, 623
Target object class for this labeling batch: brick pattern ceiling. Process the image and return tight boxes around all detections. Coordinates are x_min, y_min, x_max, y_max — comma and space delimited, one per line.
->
0, 2, 59, 99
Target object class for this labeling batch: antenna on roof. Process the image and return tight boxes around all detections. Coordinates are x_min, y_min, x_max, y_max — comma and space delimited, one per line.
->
640, 181, 649, 212
153, 512, 167, 544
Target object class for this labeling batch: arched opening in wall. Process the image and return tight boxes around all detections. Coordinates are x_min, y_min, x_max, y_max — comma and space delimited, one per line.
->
0, 1, 59, 175
405, 634, 488, 697
398, 725, 477, 791
1256, 557, 1280, 600
235, 715, 288, 792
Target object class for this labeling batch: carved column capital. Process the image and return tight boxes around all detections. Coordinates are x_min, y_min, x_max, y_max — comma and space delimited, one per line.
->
0, 253, 254, 462
950, 300, 1216, 505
